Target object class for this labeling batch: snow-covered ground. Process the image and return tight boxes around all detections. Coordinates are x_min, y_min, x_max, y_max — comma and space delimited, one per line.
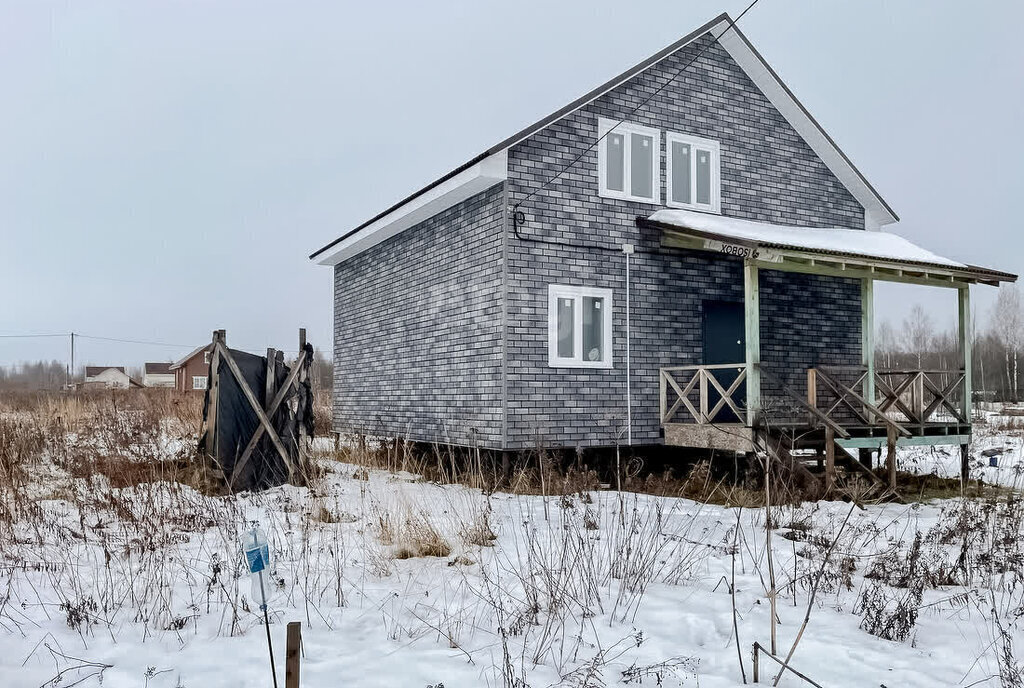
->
901, 414, 1024, 489
0, 450, 1019, 688
2, 416, 1023, 687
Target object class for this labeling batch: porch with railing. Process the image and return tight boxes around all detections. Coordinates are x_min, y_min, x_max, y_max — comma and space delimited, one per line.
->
659, 363, 971, 450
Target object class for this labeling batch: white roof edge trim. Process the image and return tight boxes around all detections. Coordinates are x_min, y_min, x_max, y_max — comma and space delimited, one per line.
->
316, 151, 508, 266
648, 208, 962, 267
169, 343, 208, 370
714, 24, 898, 228
314, 15, 898, 265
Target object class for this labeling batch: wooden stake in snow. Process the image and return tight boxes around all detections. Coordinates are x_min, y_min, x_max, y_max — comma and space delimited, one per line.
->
285, 622, 301, 688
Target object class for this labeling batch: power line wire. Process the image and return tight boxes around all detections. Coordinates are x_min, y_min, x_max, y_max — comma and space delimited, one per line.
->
77, 334, 197, 348
0, 332, 302, 356
512, 0, 762, 214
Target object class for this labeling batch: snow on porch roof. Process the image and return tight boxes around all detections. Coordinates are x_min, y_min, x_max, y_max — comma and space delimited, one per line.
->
644, 209, 1016, 286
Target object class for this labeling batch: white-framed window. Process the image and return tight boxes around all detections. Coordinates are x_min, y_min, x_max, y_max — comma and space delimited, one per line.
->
597, 118, 660, 204
547, 285, 613, 369
192, 376, 208, 390
203, 351, 211, 364
666, 132, 721, 212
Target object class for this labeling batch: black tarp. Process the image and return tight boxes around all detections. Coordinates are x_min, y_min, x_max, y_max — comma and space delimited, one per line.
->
198, 344, 314, 491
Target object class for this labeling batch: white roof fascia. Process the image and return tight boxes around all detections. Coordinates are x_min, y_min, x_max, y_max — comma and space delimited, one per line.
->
313, 15, 898, 265
316, 151, 508, 266
648, 208, 959, 266
170, 344, 207, 370
714, 20, 898, 229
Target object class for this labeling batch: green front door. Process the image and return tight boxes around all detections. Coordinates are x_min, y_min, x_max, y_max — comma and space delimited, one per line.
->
702, 300, 745, 423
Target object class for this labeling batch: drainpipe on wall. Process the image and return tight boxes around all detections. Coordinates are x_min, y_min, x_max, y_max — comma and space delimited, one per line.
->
622, 243, 635, 446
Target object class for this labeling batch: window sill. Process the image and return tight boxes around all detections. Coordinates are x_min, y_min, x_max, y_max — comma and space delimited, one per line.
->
665, 200, 721, 214
598, 190, 662, 206
547, 360, 615, 370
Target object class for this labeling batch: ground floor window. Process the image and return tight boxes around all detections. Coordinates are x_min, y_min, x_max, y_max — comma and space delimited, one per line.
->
192, 376, 208, 390
547, 284, 613, 368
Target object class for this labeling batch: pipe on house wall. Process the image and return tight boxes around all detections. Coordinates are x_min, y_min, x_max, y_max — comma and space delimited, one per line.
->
623, 243, 634, 446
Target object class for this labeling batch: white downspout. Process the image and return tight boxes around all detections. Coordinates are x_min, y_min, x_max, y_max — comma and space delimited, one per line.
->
623, 243, 634, 446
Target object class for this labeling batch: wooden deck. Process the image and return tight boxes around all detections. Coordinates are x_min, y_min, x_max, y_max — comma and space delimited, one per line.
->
660, 363, 972, 453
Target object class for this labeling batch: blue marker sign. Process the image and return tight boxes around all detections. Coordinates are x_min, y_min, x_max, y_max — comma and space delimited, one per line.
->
243, 528, 270, 574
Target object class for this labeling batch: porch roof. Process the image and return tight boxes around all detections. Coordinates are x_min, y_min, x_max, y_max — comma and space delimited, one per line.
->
643, 209, 1016, 287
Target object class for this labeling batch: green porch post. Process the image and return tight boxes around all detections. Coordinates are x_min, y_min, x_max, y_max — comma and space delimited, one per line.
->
744, 260, 761, 426
862, 279, 875, 405
959, 285, 972, 421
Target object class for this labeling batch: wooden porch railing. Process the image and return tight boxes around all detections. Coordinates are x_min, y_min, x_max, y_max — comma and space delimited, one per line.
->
659, 364, 746, 424
659, 363, 966, 435
811, 366, 966, 428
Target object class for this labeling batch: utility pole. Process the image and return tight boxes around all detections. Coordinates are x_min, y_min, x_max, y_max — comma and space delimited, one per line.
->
70, 332, 75, 388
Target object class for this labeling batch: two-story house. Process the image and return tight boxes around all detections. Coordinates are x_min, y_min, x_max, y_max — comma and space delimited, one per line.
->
310, 14, 1015, 472
169, 344, 213, 392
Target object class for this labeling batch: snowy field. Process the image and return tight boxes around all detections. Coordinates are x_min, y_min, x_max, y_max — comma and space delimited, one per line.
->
901, 413, 1024, 489
1, 403, 1023, 687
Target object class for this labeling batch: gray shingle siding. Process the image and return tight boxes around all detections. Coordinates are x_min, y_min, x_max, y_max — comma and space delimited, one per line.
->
503, 33, 864, 448
332, 183, 505, 448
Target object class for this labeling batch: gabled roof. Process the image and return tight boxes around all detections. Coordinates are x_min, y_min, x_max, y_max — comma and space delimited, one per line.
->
85, 366, 126, 377
310, 12, 898, 266
144, 362, 172, 375
169, 344, 211, 370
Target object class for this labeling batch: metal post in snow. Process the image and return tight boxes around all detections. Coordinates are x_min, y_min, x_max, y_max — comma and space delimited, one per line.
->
244, 528, 278, 688
259, 570, 278, 688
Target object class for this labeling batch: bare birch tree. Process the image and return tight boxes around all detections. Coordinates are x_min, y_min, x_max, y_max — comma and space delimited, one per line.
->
876, 319, 898, 369
993, 285, 1023, 400
903, 304, 933, 369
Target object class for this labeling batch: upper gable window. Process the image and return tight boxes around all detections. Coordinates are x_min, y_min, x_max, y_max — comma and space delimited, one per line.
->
597, 118, 660, 204
666, 132, 721, 213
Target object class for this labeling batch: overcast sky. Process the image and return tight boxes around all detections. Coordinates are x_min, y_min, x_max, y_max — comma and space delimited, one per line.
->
1, 0, 1021, 369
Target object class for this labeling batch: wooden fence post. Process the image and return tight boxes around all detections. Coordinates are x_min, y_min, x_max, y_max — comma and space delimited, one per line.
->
298, 329, 309, 467
886, 426, 897, 490
266, 348, 278, 410
824, 427, 836, 493
960, 443, 969, 488
205, 329, 224, 477
752, 643, 759, 683
285, 621, 301, 688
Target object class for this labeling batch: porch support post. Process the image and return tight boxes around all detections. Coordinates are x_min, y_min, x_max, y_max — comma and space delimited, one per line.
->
861, 279, 875, 405
744, 260, 761, 426
959, 285, 973, 422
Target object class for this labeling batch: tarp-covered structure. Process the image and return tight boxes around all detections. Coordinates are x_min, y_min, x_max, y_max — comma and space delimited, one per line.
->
198, 342, 314, 491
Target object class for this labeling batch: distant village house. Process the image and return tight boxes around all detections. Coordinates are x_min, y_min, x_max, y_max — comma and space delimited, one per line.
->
143, 362, 175, 388
169, 344, 212, 392
82, 366, 139, 390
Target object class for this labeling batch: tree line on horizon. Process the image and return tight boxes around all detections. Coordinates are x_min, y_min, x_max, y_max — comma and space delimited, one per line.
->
0, 350, 334, 393
3, 289, 1023, 402
876, 284, 1023, 402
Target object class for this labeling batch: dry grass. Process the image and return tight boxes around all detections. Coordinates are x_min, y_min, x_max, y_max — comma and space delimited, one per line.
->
312, 388, 332, 437
0, 390, 1021, 685
375, 505, 452, 559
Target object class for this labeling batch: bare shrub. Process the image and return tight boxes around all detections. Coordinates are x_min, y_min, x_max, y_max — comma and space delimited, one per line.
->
856, 580, 923, 642
374, 505, 452, 559
460, 504, 497, 547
